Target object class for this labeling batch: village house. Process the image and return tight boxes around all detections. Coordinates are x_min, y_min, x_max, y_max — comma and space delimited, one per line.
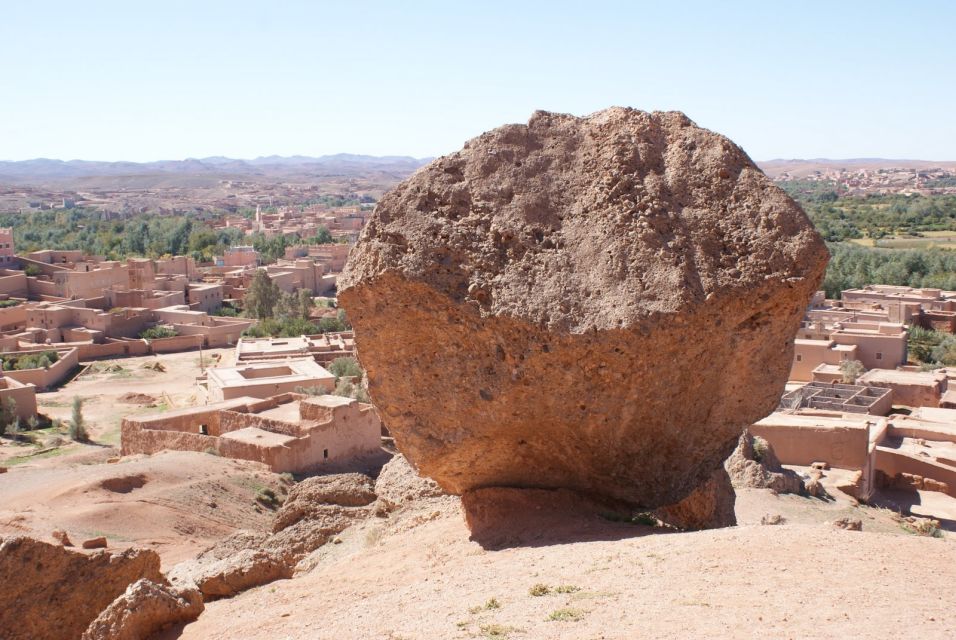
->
121, 393, 382, 473
202, 358, 335, 402
856, 368, 948, 408
235, 332, 355, 365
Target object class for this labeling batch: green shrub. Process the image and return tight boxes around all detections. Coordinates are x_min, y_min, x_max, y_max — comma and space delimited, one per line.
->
547, 608, 585, 622
0, 299, 20, 308
529, 584, 551, 597
0, 350, 59, 371
255, 487, 281, 509
140, 326, 178, 340
328, 356, 362, 380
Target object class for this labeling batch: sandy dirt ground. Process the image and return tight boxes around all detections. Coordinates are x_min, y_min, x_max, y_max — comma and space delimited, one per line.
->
0, 450, 283, 568
0, 348, 287, 568
0, 347, 232, 465
166, 486, 956, 640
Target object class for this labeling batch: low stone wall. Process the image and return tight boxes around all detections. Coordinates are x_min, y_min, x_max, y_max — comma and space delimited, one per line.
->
3, 348, 79, 390
874, 447, 956, 497
76, 340, 135, 360
148, 334, 204, 353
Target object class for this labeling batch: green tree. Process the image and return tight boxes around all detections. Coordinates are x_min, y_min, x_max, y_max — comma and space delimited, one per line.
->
244, 270, 281, 319
930, 334, 956, 366
69, 396, 89, 442
908, 326, 946, 363
297, 289, 314, 319
274, 290, 300, 321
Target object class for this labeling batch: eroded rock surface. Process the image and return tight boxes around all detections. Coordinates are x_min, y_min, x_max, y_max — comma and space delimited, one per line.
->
82, 579, 203, 640
374, 454, 447, 513
340, 107, 827, 508
654, 467, 736, 530
169, 545, 291, 601
725, 430, 804, 495
0, 536, 164, 640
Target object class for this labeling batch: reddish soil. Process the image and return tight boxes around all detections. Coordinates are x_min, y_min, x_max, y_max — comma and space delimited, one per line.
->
167, 479, 956, 639
0, 451, 282, 568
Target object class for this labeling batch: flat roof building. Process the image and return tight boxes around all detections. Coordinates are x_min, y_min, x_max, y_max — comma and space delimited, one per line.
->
121, 393, 382, 473
203, 358, 335, 402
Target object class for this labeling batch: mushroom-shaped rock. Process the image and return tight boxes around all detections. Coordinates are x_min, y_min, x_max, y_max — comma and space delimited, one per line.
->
339, 107, 827, 509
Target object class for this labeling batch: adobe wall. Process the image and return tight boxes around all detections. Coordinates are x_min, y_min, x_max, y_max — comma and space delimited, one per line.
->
213, 376, 334, 402
26, 277, 58, 298
103, 311, 152, 339
0, 382, 38, 420
874, 447, 956, 497
790, 340, 851, 382
749, 421, 871, 470
0, 273, 27, 296
2, 348, 79, 390
173, 320, 252, 348
188, 285, 223, 314
0, 304, 27, 332
75, 339, 147, 360
148, 334, 204, 353
859, 379, 944, 408
287, 403, 381, 472
219, 410, 301, 437
830, 332, 907, 371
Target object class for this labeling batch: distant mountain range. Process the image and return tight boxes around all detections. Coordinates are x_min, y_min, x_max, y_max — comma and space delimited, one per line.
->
0, 154, 432, 182
4, 155, 954, 184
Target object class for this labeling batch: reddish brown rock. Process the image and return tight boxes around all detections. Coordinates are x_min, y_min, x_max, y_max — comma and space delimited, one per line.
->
271, 473, 376, 532
83, 536, 108, 549
725, 430, 804, 495
340, 107, 827, 509
654, 467, 736, 530
0, 536, 164, 640
51, 529, 73, 547
374, 454, 447, 513
81, 579, 203, 640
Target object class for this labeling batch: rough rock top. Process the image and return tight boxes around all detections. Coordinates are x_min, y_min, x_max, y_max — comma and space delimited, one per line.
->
342, 107, 826, 333
339, 108, 827, 508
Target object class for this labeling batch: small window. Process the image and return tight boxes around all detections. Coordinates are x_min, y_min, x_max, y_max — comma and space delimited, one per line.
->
199, 424, 208, 435
796, 354, 802, 362
323, 448, 329, 460
876, 352, 883, 360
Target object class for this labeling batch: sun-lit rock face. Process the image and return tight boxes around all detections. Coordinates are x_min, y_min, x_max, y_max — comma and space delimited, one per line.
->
340, 107, 828, 509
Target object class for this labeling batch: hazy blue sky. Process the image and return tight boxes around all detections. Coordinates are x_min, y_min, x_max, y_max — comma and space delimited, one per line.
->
2, 1, 954, 162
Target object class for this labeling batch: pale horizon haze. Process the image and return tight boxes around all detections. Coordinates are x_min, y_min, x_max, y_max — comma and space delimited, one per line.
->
2, 1, 954, 162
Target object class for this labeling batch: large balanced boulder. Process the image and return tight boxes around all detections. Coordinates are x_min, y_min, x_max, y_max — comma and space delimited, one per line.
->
340, 107, 827, 509
0, 536, 165, 640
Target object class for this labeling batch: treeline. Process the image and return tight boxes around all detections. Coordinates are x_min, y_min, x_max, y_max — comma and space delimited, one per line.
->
0, 208, 335, 263
823, 243, 956, 297
782, 190, 956, 242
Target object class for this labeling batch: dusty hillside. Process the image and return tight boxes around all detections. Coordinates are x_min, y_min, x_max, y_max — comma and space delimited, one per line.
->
165, 484, 956, 640
0, 451, 283, 567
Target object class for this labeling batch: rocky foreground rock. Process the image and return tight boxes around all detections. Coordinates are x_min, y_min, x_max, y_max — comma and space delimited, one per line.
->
0, 536, 165, 640
340, 107, 828, 510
